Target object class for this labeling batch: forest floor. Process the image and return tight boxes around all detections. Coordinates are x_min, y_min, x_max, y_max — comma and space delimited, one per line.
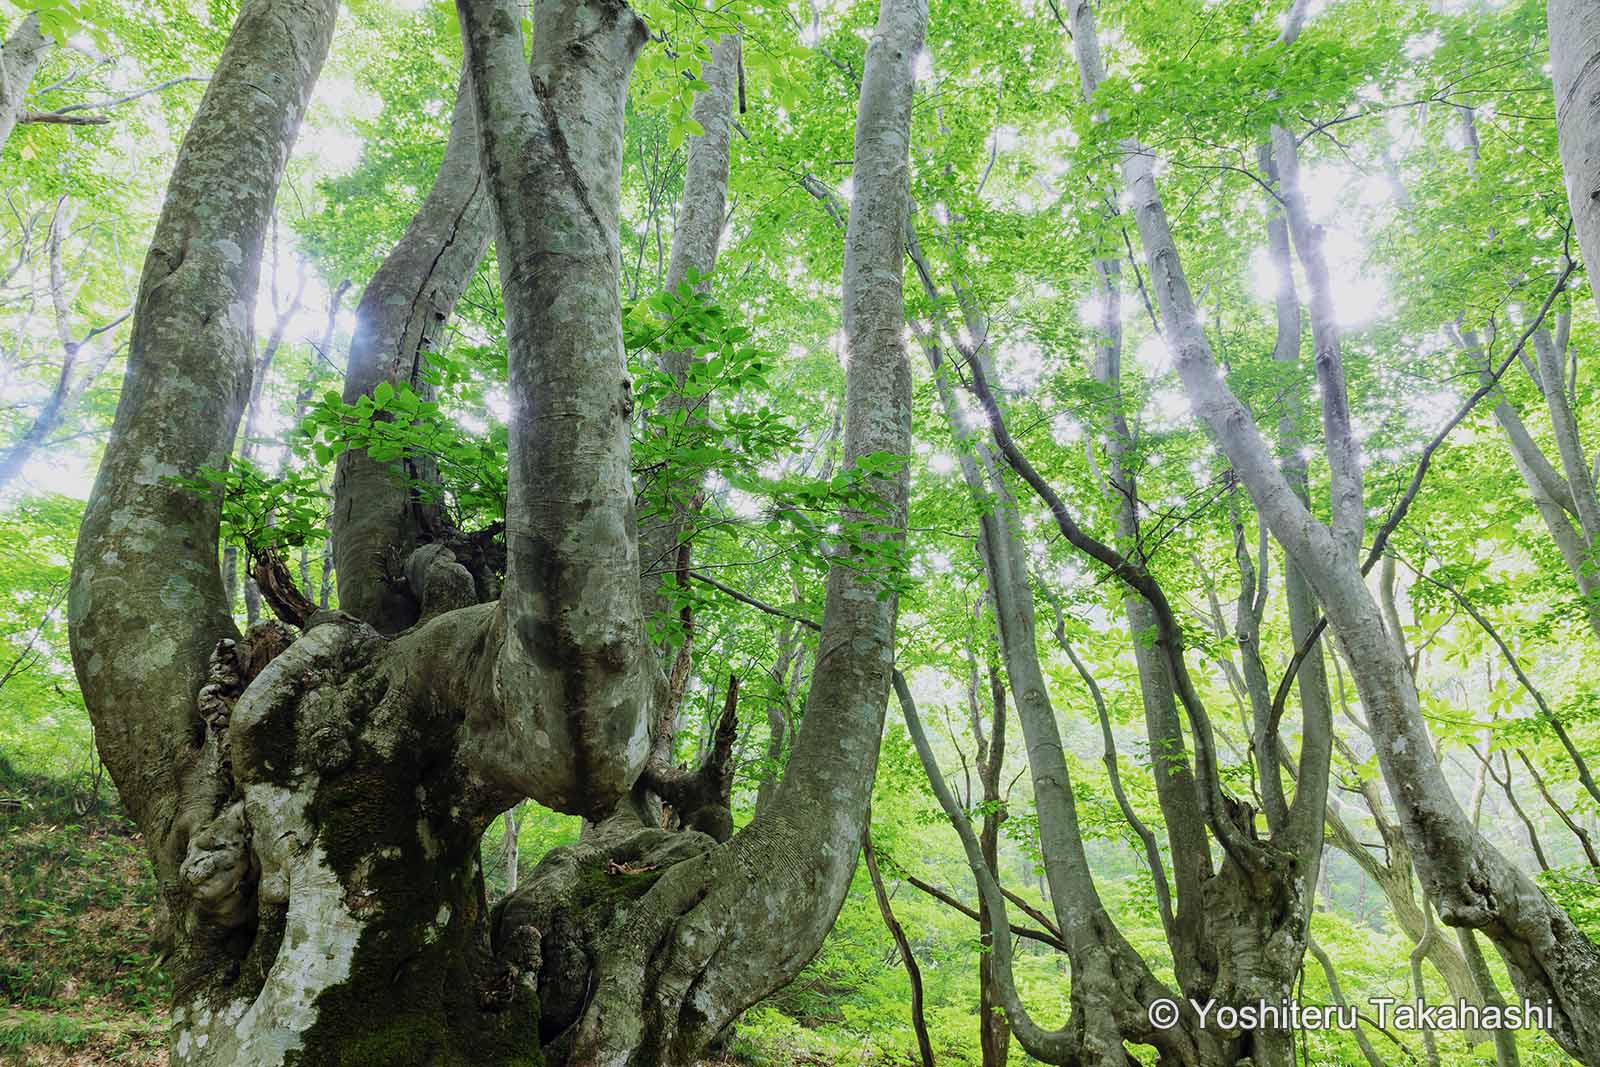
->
0, 766, 846, 1067
0, 766, 168, 1066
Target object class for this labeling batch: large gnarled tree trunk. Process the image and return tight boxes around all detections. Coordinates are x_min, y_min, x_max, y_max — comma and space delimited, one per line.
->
69, 0, 923, 1061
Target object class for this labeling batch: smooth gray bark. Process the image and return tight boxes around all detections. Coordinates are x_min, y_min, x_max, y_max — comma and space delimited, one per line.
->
1531, 324, 1600, 543
1051, 10, 1333, 1065
1119, 47, 1600, 1067
504, 801, 522, 893
1458, 927, 1522, 1067
637, 33, 739, 584
66, 0, 341, 1060
512, 1, 921, 1059
1460, 325, 1595, 585
1324, 775, 1488, 1023
468, 0, 920, 1060
332, 62, 493, 633
1268, 122, 1363, 560
461, 0, 658, 815
1435, 96, 1600, 642
1552, 0, 1600, 326
70, 0, 337, 885
0, 13, 49, 157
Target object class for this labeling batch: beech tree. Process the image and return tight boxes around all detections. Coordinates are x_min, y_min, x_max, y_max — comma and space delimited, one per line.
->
66, 0, 922, 1063
1092, 0, 1600, 1055
6, 0, 1597, 1064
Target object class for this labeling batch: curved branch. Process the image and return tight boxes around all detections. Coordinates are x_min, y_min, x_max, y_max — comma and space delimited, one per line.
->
901, 870, 1068, 951
22, 73, 208, 122
459, 0, 655, 815
1040, 584, 1175, 940
333, 59, 493, 633
68, 0, 340, 886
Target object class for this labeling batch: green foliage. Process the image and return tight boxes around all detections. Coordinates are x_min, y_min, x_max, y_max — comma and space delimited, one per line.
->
169, 459, 329, 558
0, 496, 86, 777
0, 772, 167, 1065
301, 383, 508, 528
8, 0, 1600, 1063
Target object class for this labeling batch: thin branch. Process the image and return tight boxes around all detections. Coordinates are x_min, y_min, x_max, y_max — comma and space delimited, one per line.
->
900, 870, 1068, 952
1267, 257, 1577, 726
30, 74, 208, 118
689, 569, 821, 631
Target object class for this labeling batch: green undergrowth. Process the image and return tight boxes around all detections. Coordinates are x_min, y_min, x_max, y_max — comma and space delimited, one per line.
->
0, 760, 168, 1065
0, 764, 895, 1066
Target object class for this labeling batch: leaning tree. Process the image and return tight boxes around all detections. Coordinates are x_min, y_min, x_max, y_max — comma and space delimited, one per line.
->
67, 0, 925, 1062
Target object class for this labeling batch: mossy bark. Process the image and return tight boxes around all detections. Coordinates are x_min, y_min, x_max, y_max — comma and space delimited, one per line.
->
167, 614, 543, 1067
72, 0, 920, 1062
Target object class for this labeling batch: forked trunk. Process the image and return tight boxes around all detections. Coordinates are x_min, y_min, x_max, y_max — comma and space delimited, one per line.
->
70, 0, 922, 1062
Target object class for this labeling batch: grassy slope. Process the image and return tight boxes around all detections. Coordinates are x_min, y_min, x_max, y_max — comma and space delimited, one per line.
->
0, 766, 823, 1067
0, 765, 168, 1066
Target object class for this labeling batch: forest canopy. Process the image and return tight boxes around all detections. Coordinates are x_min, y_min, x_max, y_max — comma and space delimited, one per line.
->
2, 0, 1600, 1065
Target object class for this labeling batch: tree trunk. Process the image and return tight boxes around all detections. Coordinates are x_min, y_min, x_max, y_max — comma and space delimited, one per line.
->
71, 0, 339, 891
66, 0, 344, 1059
1552, 0, 1600, 329
917, 333, 1185, 1064
71, 0, 922, 1062
974, 656, 1009, 1067
754, 620, 800, 815
1530, 325, 1600, 543
896, 674, 1196, 1067
0, 14, 50, 157
865, 831, 936, 1067
1324, 797, 1489, 1026
1459, 323, 1600, 642
331, 60, 492, 634
488, 0, 921, 1059
1411, 900, 1444, 1067
905, 8, 1331, 1065
1458, 927, 1521, 1067
504, 801, 521, 894
243, 576, 261, 627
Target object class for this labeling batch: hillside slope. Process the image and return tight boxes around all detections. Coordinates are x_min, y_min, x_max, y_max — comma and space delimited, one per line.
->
0, 764, 167, 1066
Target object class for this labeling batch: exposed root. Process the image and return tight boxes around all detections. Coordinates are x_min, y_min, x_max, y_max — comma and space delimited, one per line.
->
249, 549, 319, 629
491, 813, 718, 1049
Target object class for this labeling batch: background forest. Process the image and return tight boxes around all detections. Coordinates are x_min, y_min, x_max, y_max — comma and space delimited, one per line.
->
1, 0, 1598, 1064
